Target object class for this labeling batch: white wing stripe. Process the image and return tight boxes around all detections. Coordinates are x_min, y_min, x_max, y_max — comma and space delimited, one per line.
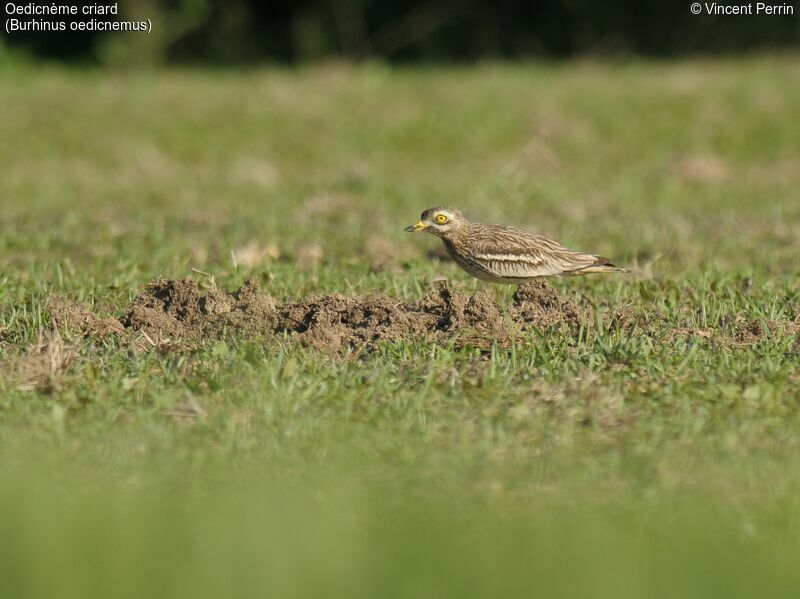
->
475, 253, 543, 264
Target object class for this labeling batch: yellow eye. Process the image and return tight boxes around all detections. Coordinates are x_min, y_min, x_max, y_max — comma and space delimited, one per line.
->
435, 214, 448, 224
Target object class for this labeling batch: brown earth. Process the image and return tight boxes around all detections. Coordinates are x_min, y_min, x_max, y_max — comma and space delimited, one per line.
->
33, 277, 799, 354
48, 296, 125, 339
120, 277, 580, 352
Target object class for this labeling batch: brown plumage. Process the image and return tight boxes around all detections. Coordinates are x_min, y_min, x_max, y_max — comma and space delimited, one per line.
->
404, 206, 628, 283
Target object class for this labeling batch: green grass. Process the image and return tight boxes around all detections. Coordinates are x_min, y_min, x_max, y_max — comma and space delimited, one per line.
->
1, 56, 800, 598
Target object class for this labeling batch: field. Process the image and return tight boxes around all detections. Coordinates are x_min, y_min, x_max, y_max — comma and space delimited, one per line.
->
1, 56, 800, 597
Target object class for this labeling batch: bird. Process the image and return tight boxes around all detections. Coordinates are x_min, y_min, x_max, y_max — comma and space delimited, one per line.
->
404, 206, 628, 283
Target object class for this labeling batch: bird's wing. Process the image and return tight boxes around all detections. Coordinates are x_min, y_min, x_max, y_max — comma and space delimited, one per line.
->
466, 224, 600, 278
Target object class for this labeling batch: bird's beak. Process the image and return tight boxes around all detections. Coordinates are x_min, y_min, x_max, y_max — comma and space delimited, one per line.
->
404, 221, 429, 233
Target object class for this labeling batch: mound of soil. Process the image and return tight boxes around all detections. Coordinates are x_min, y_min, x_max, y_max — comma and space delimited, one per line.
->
48, 296, 124, 339
120, 277, 584, 351
35, 277, 800, 354
123, 277, 277, 341
510, 280, 584, 329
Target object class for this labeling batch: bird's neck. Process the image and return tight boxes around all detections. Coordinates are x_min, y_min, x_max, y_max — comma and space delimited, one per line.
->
439, 224, 470, 245
439, 224, 470, 252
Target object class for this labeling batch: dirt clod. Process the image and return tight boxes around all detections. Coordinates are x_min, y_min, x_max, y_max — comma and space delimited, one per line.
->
734, 319, 767, 345
123, 277, 277, 341
511, 280, 585, 329
48, 296, 125, 339
118, 277, 582, 352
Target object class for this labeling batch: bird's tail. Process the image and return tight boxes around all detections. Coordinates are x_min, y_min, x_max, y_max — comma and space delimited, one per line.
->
572, 256, 630, 275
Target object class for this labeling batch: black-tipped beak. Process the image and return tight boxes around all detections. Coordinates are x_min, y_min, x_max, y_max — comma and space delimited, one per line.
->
405, 221, 429, 232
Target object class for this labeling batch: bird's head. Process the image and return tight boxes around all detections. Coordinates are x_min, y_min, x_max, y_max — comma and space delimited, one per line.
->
404, 206, 468, 237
